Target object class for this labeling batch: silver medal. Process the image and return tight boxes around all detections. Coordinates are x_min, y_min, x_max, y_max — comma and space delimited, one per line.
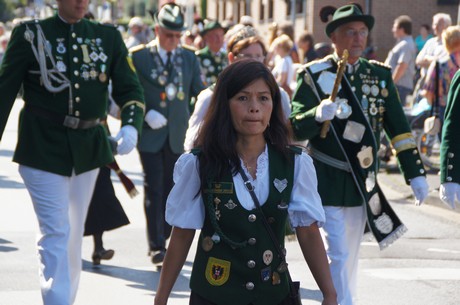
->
165, 83, 177, 101
335, 98, 352, 119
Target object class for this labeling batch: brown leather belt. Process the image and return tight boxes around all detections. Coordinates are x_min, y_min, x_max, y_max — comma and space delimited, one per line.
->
25, 104, 100, 129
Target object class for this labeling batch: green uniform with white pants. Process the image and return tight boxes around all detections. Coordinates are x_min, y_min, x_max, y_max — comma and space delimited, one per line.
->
0, 14, 144, 305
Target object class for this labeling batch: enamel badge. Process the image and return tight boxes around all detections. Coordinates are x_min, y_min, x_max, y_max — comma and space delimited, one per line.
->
357, 146, 373, 169
273, 178, 287, 193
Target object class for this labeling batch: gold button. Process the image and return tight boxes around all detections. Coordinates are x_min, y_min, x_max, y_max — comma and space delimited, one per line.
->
447, 177, 453, 182
74, 71, 79, 76
75, 97, 80, 102
74, 83, 80, 89
248, 214, 256, 222
416, 160, 421, 165
72, 45, 78, 50
413, 149, 418, 155
75, 110, 80, 117
448, 165, 453, 170
73, 57, 78, 63
448, 152, 455, 158
72, 32, 76, 38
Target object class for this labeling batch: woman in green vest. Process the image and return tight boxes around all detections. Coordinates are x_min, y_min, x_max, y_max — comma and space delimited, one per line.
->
154, 60, 337, 305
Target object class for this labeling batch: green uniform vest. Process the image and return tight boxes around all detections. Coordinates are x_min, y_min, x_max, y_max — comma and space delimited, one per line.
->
290, 55, 425, 207
0, 15, 145, 176
196, 46, 228, 87
190, 145, 296, 305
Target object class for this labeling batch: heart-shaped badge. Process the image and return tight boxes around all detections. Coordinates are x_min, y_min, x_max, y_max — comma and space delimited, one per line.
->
273, 178, 288, 193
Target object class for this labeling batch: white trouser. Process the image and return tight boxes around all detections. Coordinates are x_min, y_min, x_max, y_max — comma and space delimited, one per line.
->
19, 165, 99, 305
321, 205, 367, 305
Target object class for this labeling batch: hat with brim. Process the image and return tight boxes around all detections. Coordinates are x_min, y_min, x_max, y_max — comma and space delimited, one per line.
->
200, 20, 225, 36
326, 4, 374, 37
154, 3, 186, 32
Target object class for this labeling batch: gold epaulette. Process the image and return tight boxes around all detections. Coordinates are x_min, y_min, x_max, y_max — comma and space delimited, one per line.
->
129, 44, 146, 54
369, 60, 391, 70
181, 44, 196, 53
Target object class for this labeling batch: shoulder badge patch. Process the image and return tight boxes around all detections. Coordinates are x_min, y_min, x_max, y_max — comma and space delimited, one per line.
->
308, 57, 333, 74
205, 257, 231, 286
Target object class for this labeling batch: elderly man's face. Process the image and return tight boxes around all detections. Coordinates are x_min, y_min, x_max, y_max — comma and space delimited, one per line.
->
204, 28, 225, 53
331, 21, 368, 63
156, 25, 181, 52
57, 0, 89, 24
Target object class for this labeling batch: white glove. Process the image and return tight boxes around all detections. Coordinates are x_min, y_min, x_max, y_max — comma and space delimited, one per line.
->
114, 125, 138, 155
145, 109, 167, 130
439, 182, 460, 209
315, 99, 338, 123
410, 176, 429, 206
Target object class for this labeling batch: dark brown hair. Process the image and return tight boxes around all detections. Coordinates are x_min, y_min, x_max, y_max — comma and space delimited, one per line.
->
195, 59, 290, 189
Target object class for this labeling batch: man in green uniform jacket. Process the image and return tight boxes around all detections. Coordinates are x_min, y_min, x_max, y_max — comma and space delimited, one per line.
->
195, 20, 228, 86
0, 0, 144, 304
440, 70, 460, 209
129, 2, 205, 265
289, 4, 429, 305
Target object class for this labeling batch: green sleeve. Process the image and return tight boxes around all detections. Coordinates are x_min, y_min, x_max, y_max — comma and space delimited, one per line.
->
289, 70, 322, 140
0, 24, 31, 141
109, 28, 145, 134
441, 70, 460, 183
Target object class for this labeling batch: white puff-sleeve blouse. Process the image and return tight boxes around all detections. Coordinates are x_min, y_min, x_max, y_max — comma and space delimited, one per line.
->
166, 145, 325, 229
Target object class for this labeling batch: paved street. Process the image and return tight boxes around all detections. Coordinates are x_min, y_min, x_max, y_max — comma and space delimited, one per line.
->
1, 99, 460, 305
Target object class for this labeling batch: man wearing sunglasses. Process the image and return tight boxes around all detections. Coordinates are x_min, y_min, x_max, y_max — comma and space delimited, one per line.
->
290, 4, 429, 305
129, 2, 204, 266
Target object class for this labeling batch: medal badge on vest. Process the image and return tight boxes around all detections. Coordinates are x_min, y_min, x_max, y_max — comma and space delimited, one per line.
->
149, 45, 186, 107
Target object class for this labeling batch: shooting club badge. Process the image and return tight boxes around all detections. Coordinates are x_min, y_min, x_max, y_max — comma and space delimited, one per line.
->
357, 146, 373, 169
205, 257, 230, 286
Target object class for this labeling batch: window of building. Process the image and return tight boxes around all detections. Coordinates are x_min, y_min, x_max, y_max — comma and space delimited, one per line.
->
268, 0, 274, 19
286, 0, 303, 16
259, 0, 265, 20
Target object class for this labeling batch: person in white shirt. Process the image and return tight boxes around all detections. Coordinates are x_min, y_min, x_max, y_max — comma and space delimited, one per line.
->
184, 26, 291, 152
154, 59, 337, 305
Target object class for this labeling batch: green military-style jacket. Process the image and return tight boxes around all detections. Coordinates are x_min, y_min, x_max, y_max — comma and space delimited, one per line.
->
0, 15, 145, 176
130, 41, 205, 154
190, 145, 295, 305
290, 55, 425, 207
195, 46, 228, 87
441, 70, 460, 183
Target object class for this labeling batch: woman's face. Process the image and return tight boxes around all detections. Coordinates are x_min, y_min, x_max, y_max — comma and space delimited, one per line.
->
229, 78, 273, 138
231, 43, 265, 63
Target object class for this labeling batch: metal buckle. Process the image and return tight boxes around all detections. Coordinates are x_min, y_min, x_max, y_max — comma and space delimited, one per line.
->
244, 181, 254, 191
63, 115, 80, 129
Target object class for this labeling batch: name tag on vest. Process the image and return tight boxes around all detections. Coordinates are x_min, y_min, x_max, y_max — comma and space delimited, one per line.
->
204, 182, 234, 194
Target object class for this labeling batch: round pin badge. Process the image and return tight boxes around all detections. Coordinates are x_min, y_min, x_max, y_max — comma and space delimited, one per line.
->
202, 236, 214, 252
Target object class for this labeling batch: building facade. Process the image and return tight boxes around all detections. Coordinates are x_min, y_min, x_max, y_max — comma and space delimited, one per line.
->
206, 0, 459, 61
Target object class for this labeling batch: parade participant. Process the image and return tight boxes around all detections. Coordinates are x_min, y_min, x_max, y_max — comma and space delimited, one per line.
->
195, 19, 228, 86
0, 0, 145, 303
129, 2, 205, 265
183, 26, 291, 152
154, 59, 338, 305
289, 5, 429, 305
439, 69, 460, 209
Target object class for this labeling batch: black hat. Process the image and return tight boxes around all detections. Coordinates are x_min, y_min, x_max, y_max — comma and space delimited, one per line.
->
325, 4, 374, 37
154, 3, 185, 32
200, 20, 225, 36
